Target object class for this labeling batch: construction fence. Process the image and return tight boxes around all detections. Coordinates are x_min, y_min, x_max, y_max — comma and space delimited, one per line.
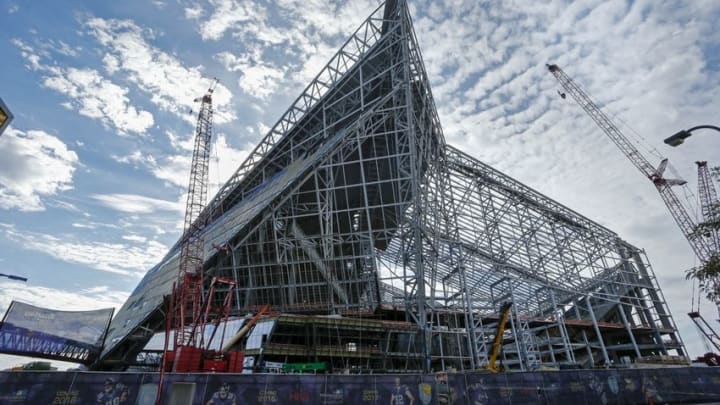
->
1, 367, 719, 404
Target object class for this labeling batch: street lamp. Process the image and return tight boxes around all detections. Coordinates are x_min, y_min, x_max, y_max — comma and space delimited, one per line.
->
0, 97, 13, 137
664, 125, 720, 147
0, 273, 27, 282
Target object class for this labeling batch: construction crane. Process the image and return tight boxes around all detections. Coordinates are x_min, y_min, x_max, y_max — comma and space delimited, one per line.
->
691, 161, 720, 309
547, 64, 720, 357
546, 64, 715, 268
170, 77, 218, 358
157, 79, 229, 402
696, 161, 720, 253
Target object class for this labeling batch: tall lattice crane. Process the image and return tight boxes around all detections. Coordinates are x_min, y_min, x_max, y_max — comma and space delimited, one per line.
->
173, 78, 218, 354
160, 78, 241, 371
689, 161, 720, 359
697, 161, 720, 253
546, 64, 715, 267
158, 78, 219, 403
691, 161, 720, 308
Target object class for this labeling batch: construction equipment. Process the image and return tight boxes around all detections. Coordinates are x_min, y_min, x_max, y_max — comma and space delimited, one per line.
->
486, 302, 513, 373
547, 64, 720, 357
158, 78, 261, 373
221, 305, 271, 352
161, 78, 219, 370
688, 311, 720, 353
696, 161, 720, 253
547, 64, 715, 267
172, 78, 219, 357
693, 161, 720, 335
156, 79, 243, 402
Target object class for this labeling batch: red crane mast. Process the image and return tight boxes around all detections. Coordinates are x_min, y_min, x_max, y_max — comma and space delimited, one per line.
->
173, 79, 218, 352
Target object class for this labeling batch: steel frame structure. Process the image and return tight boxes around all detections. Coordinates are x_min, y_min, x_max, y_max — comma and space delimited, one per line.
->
97, 0, 685, 372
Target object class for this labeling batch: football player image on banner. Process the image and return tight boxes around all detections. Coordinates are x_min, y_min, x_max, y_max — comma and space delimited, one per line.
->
206, 383, 237, 405
642, 376, 663, 405
433, 372, 460, 405
96, 378, 129, 405
467, 380, 489, 405
389, 377, 414, 405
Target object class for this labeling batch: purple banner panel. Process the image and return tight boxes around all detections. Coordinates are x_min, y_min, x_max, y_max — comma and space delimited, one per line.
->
0, 301, 113, 348
3, 367, 720, 404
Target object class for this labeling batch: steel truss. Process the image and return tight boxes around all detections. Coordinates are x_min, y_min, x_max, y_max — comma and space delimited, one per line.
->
97, 0, 685, 372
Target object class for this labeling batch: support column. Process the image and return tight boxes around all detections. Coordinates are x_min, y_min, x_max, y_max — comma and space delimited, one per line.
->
586, 296, 610, 366
618, 302, 642, 357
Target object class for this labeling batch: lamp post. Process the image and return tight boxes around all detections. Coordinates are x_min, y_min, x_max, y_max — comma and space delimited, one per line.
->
664, 125, 720, 147
0, 97, 13, 137
0, 273, 27, 282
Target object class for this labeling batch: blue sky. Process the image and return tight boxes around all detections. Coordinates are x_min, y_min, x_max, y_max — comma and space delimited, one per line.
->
1, 0, 719, 369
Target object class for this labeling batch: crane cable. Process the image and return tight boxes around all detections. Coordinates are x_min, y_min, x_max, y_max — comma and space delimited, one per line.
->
611, 111, 664, 161
211, 135, 221, 198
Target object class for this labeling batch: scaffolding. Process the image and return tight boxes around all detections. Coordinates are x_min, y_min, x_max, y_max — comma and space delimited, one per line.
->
96, 0, 685, 372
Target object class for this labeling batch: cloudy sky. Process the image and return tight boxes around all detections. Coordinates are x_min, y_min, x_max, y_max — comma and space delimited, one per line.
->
0, 0, 718, 369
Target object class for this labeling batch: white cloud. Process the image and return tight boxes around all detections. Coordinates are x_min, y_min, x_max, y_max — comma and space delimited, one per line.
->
166, 129, 194, 152
194, 0, 380, 99
43, 67, 155, 134
56, 40, 80, 57
151, 154, 191, 189
113, 132, 249, 194
1, 224, 168, 276
197, 0, 378, 43
215, 51, 285, 100
12, 39, 154, 135
11, 38, 43, 70
0, 281, 128, 316
184, 5, 204, 20
111, 150, 157, 168
113, 150, 189, 189
208, 133, 251, 196
122, 234, 148, 243
196, 0, 262, 41
47, 200, 84, 214
92, 193, 183, 214
0, 128, 78, 211
102, 54, 120, 74
85, 17, 236, 124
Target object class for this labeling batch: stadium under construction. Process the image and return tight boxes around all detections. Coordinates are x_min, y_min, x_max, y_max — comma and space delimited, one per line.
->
4, 1, 712, 403
81, 0, 687, 376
